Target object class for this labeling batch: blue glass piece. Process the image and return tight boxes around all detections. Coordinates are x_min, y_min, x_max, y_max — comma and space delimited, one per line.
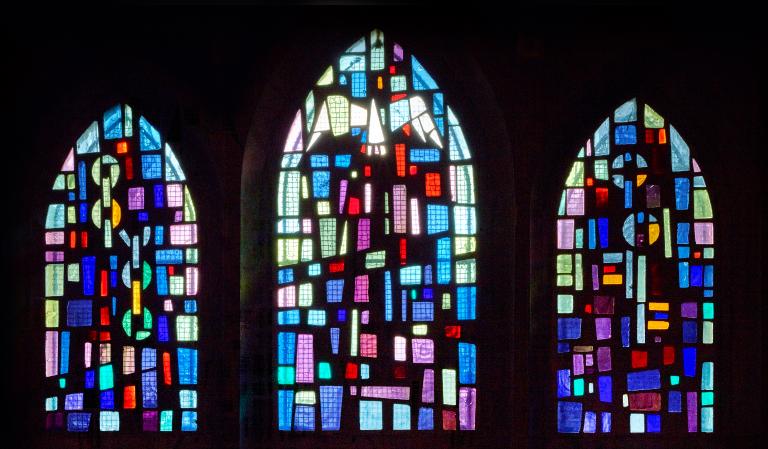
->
668, 391, 682, 412
154, 184, 165, 207
418, 407, 434, 430
412, 302, 434, 321
557, 401, 582, 433
621, 316, 630, 347
278, 269, 294, 285
409, 148, 441, 162
703, 265, 714, 287
156, 249, 183, 264
436, 238, 451, 284
67, 300, 92, 327
598, 218, 609, 248
646, 414, 661, 433
593, 118, 610, 156
181, 411, 197, 431
312, 171, 330, 198
67, 412, 91, 432
310, 155, 329, 168
103, 104, 123, 139
277, 310, 300, 325
156, 267, 168, 295
359, 400, 383, 430
142, 370, 158, 408
677, 222, 690, 244
458, 342, 476, 384
433, 93, 444, 115
400, 265, 422, 285
601, 412, 612, 433
139, 116, 161, 151
330, 327, 340, 354
326, 279, 344, 303
141, 154, 162, 179
427, 205, 449, 235
557, 369, 571, 398
583, 411, 597, 433
411, 56, 438, 90
278, 390, 294, 431
334, 154, 351, 168
158, 315, 169, 342
670, 125, 690, 172
614, 98, 637, 123
614, 125, 637, 145
674, 178, 690, 210
557, 318, 581, 340
351, 72, 367, 97
76, 122, 100, 154
100, 390, 114, 409
385, 271, 393, 321
60, 331, 70, 374
683, 347, 697, 377
78, 161, 87, 200
177, 348, 198, 385
690, 265, 703, 287
679, 262, 690, 288
294, 405, 316, 431
598, 375, 612, 402
626, 369, 661, 391
624, 180, 633, 208
456, 286, 476, 320
82, 257, 96, 295
319, 386, 343, 430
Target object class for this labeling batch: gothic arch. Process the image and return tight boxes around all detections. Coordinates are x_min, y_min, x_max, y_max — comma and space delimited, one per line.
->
43, 104, 200, 432
272, 30, 479, 432
554, 99, 715, 434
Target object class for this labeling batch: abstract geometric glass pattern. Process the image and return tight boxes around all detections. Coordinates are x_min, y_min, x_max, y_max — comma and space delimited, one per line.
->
274, 30, 477, 431
555, 99, 714, 434
43, 104, 199, 432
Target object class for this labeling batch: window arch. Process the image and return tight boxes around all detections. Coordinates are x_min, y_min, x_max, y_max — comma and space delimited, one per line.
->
554, 99, 714, 434
274, 30, 478, 432
43, 104, 200, 432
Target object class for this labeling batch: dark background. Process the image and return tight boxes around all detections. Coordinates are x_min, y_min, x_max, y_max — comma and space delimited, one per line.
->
4, 3, 764, 449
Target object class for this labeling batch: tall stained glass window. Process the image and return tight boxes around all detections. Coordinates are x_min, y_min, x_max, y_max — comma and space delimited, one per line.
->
555, 99, 714, 434
43, 104, 200, 432
274, 30, 478, 432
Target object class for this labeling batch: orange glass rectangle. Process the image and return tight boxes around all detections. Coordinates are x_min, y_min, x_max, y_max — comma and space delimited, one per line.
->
425, 173, 441, 197
124, 385, 136, 409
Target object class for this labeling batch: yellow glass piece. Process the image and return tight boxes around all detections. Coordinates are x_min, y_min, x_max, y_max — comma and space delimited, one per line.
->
636, 174, 647, 186
648, 302, 669, 311
648, 223, 660, 245
111, 200, 121, 228
603, 274, 623, 285
647, 320, 670, 330
45, 300, 59, 327
295, 391, 317, 405
377, 76, 383, 89
132, 281, 141, 315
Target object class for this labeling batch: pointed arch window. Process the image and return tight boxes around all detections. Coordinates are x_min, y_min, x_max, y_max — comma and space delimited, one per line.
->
554, 99, 714, 434
273, 30, 478, 432
43, 104, 200, 432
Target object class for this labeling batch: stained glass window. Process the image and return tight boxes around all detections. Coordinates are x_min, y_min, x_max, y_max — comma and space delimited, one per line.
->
555, 99, 714, 434
273, 30, 478, 432
43, 104, 199, 432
